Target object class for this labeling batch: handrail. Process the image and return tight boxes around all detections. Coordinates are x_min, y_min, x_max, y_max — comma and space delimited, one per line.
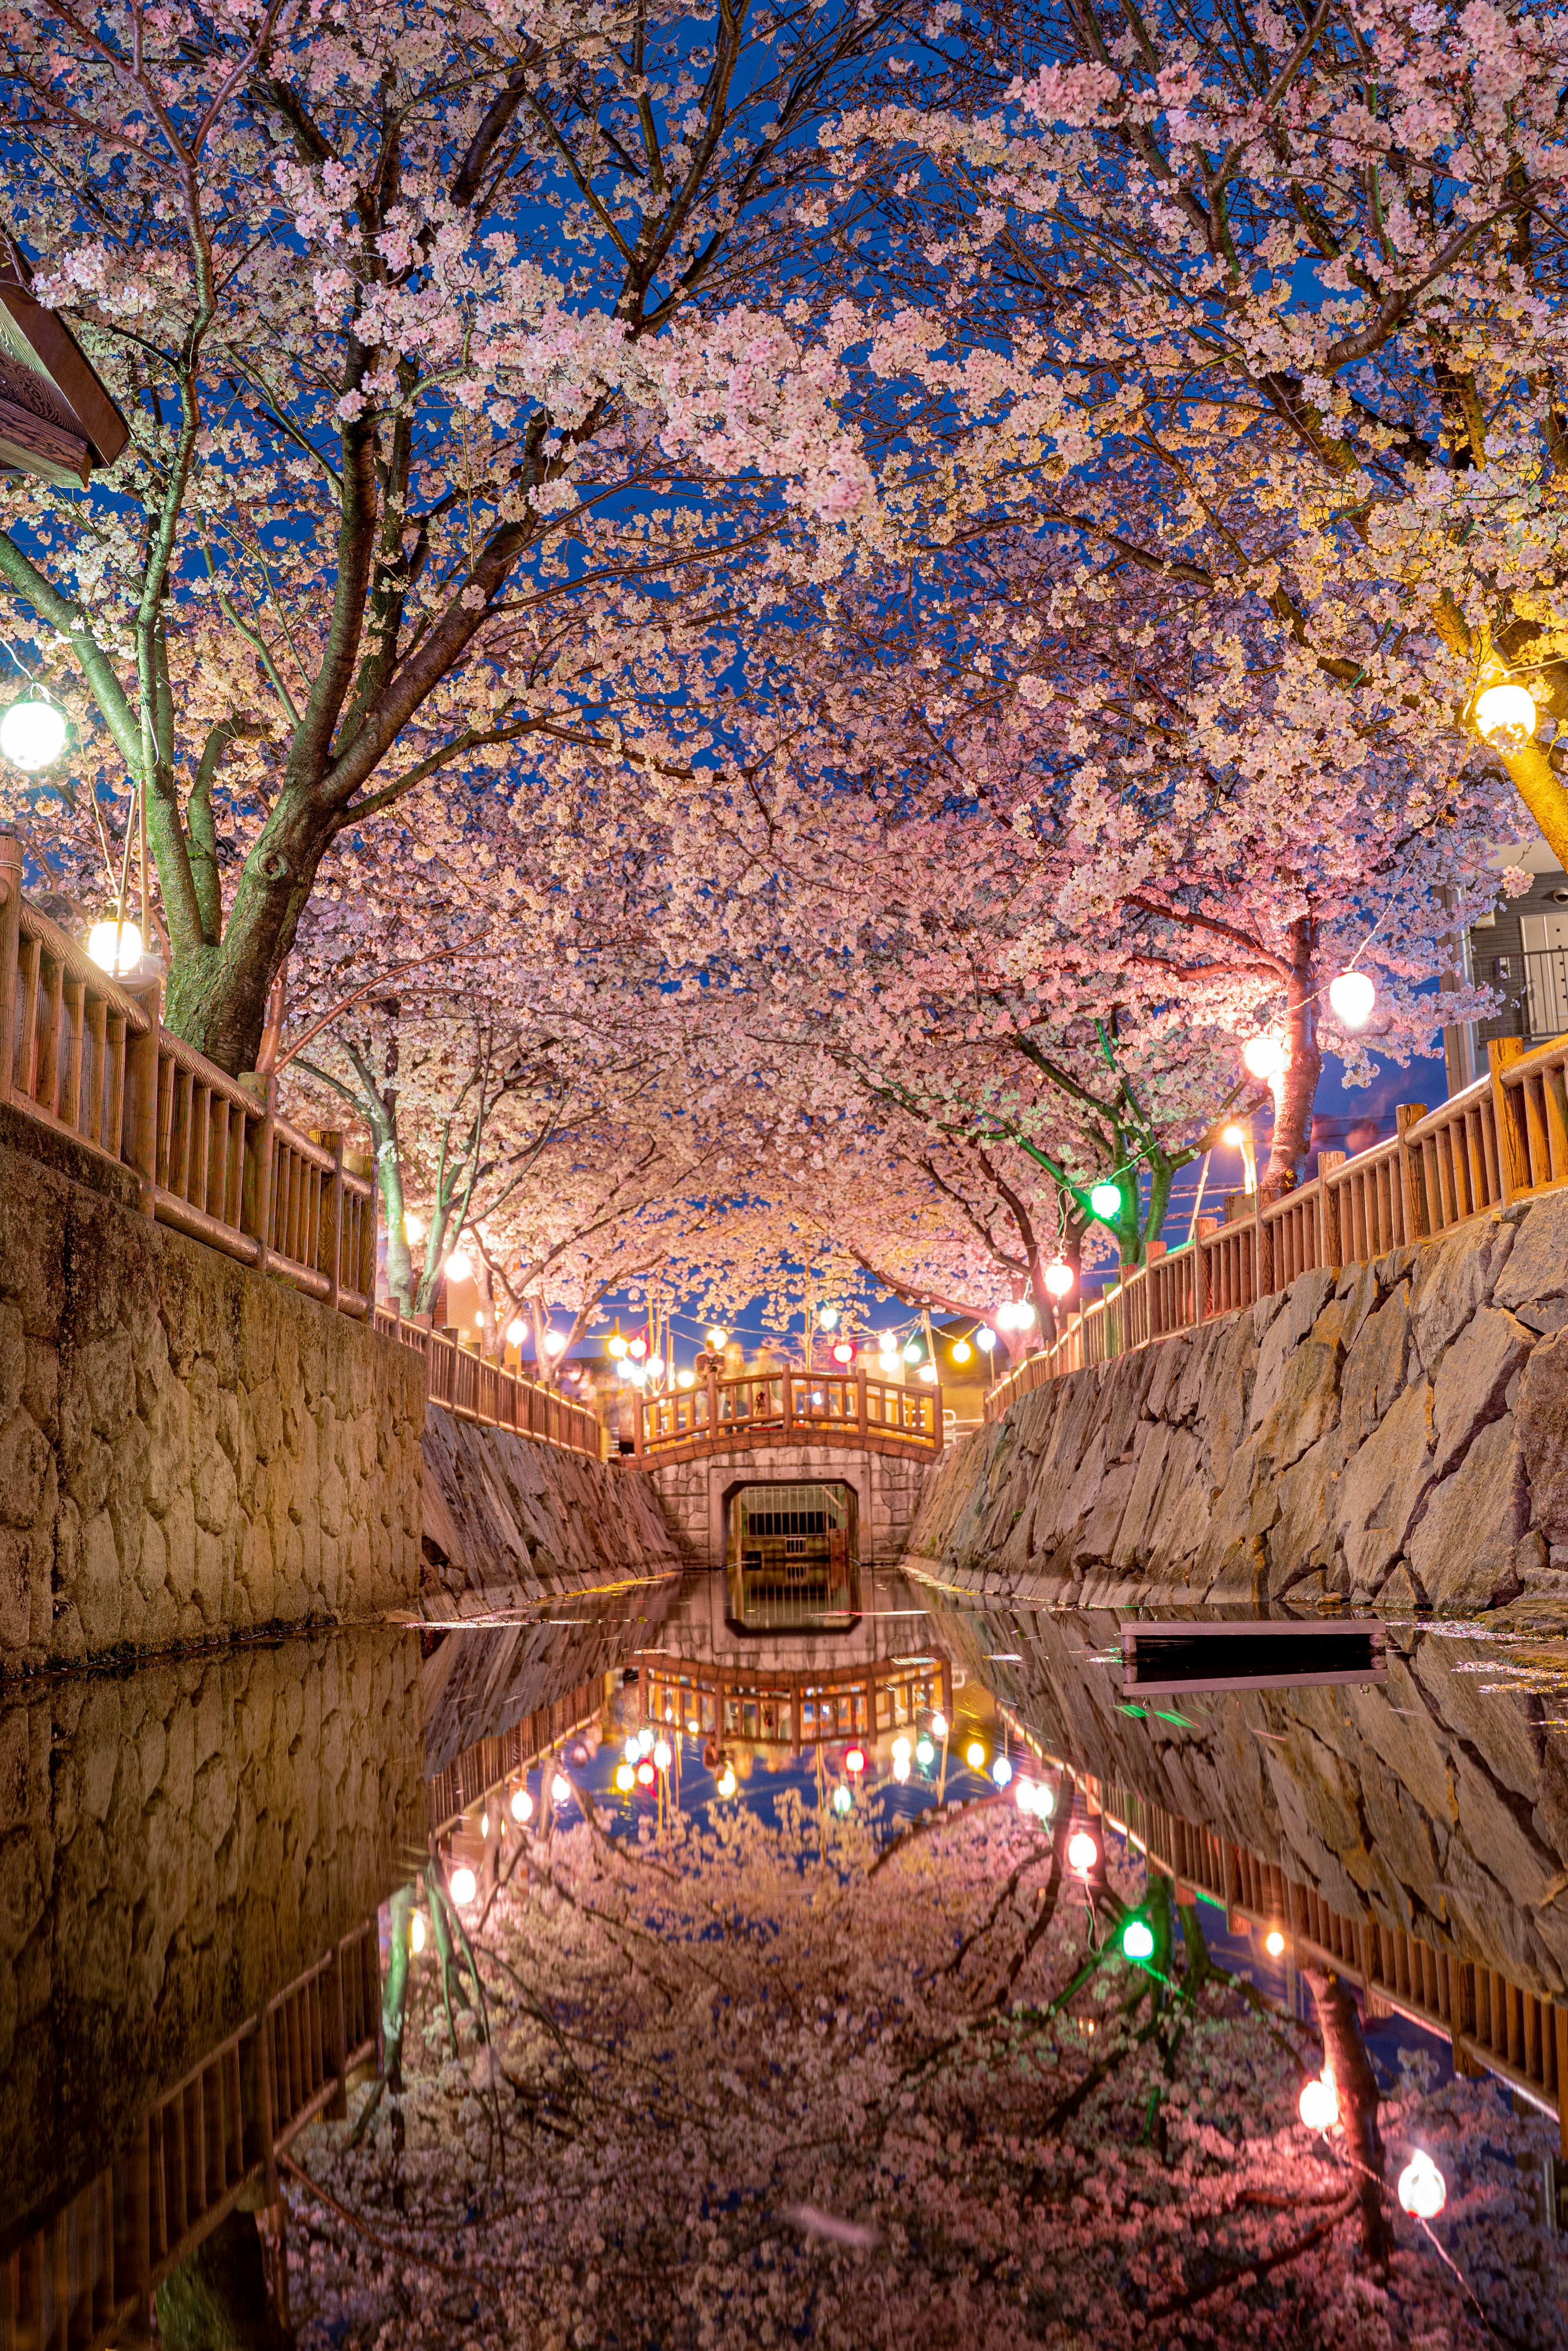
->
984, 1025, 1568, 1423
374, 1306, 603, 1461
0, 838, 379, 1321
636, 1363, 944, 1461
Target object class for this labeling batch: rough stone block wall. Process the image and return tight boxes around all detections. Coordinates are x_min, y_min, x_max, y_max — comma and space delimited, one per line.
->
421, 1407, 682, 1610
0, 1115, 425, 1670
922, 1597, 1568, 2002
0, 1631, 425, 2237
645, 1444, 933, 1570
906, 1191, 1568, 1613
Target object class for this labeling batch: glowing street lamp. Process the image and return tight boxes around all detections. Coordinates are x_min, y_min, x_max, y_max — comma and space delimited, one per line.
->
87, 917, 144, 976
1397, 2150, 1447, 2218
1222, 1121, 1258, 1194
1474, 679, 1537, 751
1328, 969, 1376, 1029
1298, 2073, 1339, 2131
0, 691, 66, 771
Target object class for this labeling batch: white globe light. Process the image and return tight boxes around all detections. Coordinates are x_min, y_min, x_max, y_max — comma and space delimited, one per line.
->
86, 918, 144, 976
1067, 1829, 1098, 1875
404, 1211, 426, 1243
653, 1738, 672, 1772
930, 1712, 948, 1740
902, 1339, 922, 1364
1243, 1034, 1287, 1081
510, 1786, 533, 1823
1089, 1181, 1122, 1217
646, 1354, 664, 1378
915, 1736, 935, 1767
0, 694, 66, 771
918, 1362, 938, 1384
991, 1755, 1013, 1787
1044, 1262, 1074, 1299
1298, 2074, 1339, 2131
951, 1338, 972, 1365
551, 1770, 571, 1802
892, 1756, 910, 1783
637, 1727, 654, 1756
449, 1865, 478, 1907
1014, 1777, 1036, 1812
717, 1764, 737, 1797
1265, 1928, 1285, 1958
445, 1248, 473, 1281
543, 1329, 567, 1356
818, 1306, 838, 1329
832, 1783, 853, 1814
506, 1318, 526, 1347
677, 1368, 695, 1388
410, 1911, 427, 1954
1474, 679, 1537, 751
891, 1735, 912, 1762
1328, 969, 1376, 1029
706, 1327, 728, 1348
1397, 2149, 1447, 2218
975, 1327, 997, 1353
1033, 1781, 1055, 1819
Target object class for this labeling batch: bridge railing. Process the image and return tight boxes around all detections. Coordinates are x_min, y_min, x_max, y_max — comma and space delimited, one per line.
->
985, 1029, 1568, 1423
0, 838, 376, 1318
637, 1364, 942, 1460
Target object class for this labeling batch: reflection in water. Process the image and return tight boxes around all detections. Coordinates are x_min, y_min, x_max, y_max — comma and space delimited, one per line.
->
725, 1477, 859, 1629
2, 1585, 1564, 2347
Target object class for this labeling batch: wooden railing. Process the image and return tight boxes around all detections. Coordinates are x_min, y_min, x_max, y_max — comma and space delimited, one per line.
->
428, 1675, 605, 1835
0, 1920, 381, 2347
0, 838, 376, 1318
374, 1308, 602, 1460
637, 1364, 943, 1462
985, 1029, 1568, 1422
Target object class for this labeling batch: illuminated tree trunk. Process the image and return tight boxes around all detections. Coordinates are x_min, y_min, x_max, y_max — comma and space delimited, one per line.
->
1261, 916, 1322, 1197
1305, 1966, 1390, 2269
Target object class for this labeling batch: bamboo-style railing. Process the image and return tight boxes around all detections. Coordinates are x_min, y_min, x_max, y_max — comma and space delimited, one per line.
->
0, 1920, 381, 2347
374, 1308, 602, 1460
428, 1674, 605, 1836
637, 1363, 943, 1462
985, 1029, 1568, 1422
0, 837, 376, 1317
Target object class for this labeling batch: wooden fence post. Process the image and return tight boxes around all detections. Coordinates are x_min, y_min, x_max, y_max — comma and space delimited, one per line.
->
705, 1357, 721, 1448
241, 1079, 275, 1275
314, 1129, 344, 1310
0, 828, 21, 1105
1488, 1036, 1530, 1204
1394, 1103, 1428, 1239
125, 978, 161, 1216
1317, 1149, 1345, 1267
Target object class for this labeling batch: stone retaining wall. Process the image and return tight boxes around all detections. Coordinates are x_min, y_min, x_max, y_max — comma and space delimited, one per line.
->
0, 1114, 425, 1670
420, 1406, 682, 1611
0, 1631, 424, 2237
906, 1191, 1568, 1614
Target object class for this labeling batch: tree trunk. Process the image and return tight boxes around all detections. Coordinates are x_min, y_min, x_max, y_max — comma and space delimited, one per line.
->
1262, 916, 1323, 1194
1305, 1966, 1391, 2269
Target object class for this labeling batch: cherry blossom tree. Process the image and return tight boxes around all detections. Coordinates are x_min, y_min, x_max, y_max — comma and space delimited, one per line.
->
0, 0, 935, 1071
281, 1787, 1564, 2348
